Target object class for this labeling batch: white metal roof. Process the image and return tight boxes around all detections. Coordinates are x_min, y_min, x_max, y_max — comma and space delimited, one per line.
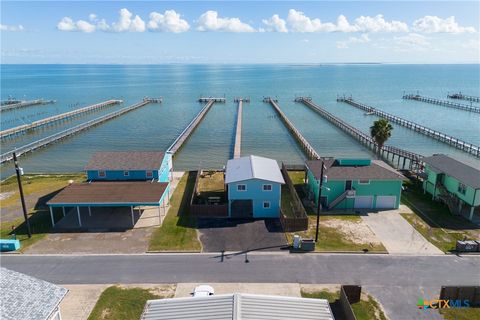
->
225, 155, 285, 184
0, 267, 68, 320
141, 293, 334, 320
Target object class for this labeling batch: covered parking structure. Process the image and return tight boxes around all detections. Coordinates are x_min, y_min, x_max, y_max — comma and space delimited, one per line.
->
47, 181, 170, 229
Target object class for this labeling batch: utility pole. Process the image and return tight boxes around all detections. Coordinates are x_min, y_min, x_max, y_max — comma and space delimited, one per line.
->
13, 152, 31, 238
315, 160, 326, 243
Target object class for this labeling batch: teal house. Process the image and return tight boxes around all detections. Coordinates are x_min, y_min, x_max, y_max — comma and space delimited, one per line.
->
305, 158, 404, 210
85, 151, 172, 182
422, 154, 480, 222
225, 155, 285, 218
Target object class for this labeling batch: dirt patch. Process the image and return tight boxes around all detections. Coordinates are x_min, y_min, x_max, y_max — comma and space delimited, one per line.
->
323, 217, 382, 246
120, 284, 176, 298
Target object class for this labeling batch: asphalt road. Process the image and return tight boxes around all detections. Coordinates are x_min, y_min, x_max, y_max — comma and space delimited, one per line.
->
2, 253, 479, 320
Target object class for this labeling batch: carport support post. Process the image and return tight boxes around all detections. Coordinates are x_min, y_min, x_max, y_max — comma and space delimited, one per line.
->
49, 206, 55, 227
62, 207, 66, 217
76, 206, 82, 227
315, 161, 325, 243
131, 206, 135, 227
88, 206, 91, 217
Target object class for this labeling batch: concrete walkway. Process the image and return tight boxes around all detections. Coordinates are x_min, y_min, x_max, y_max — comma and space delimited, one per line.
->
361, 205, 443, 255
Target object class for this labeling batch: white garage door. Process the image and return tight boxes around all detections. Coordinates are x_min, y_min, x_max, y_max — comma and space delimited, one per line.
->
375, 196, 397, 209
354, 196, 373, 209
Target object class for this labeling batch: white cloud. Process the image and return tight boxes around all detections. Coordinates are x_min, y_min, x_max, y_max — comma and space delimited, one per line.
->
148, 10, 190, 33
394, 33, 430, 46
111, 8, 145, 32
336, 34, 370, 49
57, 17, 95, 33
286, 10, 408, 33
262, 14, 288, 33
89, 14, 97, 22
196, 10, 255, 32
0, 24, 25, 32
413, 16, 476, 33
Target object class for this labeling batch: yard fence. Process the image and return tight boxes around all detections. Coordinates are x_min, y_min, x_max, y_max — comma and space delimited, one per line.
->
339, 285, 362, 320
280, 163, 308, 232
440, 286, 480, 306
190, 170, 228, 217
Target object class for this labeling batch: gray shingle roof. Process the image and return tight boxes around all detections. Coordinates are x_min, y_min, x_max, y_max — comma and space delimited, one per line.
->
422, 154, 480, 189
0, 267, 67, 320
141, 293, 334, 320
306, 159, 404, 181
84, 151, 165, 171
225, 155, 285, 184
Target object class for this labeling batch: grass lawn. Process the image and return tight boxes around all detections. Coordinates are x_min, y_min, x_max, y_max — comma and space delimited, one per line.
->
440, 307, 480, 320
0, 173, 85, 251
281, 184, 296, 218
88, 286, 171, 320
301, 289, 387, 320
195, 171, 226, 203
287, 215, 387, 252
148, 172, 202, 252
401, 180, 479, 252
287, 171, 307, 200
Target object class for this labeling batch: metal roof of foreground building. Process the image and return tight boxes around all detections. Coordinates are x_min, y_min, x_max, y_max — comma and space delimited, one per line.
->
225, 155, 285, 184
141, 293, 334, 320
85, 151, 165, 170
0, 267, 68, 320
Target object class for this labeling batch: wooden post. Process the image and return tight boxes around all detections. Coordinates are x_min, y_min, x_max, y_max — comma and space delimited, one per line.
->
50, 206, 55, 227
131, 206, 135, 227
88, 206, 92, 217
77, 206, 82, 227
62, 207, 66, 217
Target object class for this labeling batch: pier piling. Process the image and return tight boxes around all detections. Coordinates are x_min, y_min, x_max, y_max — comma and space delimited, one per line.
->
338, 96, 479, 158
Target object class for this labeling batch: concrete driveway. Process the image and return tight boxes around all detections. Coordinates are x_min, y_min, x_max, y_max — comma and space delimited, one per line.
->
361, 205, 443, 255
197, 219, 288, 252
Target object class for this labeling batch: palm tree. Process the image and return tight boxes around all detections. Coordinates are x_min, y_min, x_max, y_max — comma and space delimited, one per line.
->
370, 118, 393, 156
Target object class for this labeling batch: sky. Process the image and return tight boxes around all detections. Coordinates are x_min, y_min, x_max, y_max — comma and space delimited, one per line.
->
1, 1, 479, 64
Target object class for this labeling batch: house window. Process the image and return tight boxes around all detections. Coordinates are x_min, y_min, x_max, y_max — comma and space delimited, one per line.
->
263, 184, 272, 191
237, 184, 247, 191
358, 179, 370, 184
458, 183, 467, 195
146, 170, 153, 178
263, 201, 271, 209
98, 170, 106, 178
123, 171, 130, 177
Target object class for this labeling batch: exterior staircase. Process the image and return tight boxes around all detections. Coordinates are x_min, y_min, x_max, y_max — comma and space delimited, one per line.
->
328, 189, 356, 210
436, 182, 460, 215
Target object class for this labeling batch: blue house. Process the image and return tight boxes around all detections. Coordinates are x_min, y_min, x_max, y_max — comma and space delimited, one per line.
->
85, 151, 172, 182
225, 155, 285, 218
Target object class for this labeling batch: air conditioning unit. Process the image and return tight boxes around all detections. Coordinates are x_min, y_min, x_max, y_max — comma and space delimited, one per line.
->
346, 190, 356, 198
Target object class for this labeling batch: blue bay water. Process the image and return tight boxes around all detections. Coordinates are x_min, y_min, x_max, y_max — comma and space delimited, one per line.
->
1, 64, 479, 178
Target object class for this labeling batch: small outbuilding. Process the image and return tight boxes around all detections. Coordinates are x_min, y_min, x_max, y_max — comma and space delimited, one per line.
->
225, 155, 285, 218
422, 154, 480, 221
85, 151, 172, 182
141, 293, 334, 320
306, 158, 404, 210
0, 267, 68, 320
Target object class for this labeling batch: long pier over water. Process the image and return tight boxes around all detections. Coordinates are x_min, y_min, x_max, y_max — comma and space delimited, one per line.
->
264, 97, 320, 160
233, 98, 248, 159
295, 97, 422, 170
338, 97, 480, 158
0, 99, 123, 140
403, 94, 480, 113
0, 99, 56, 112
0, 98, 155, 164
167, 98, 224, 155
448, 92, 480, 103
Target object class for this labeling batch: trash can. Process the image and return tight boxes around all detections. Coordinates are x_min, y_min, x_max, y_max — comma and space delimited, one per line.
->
0, 239, 20, 252
293, 235, 301, 249
300, 239, 315, 251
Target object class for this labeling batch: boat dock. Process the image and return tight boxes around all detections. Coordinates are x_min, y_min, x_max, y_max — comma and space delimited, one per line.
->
447, 92, 480, 103
233, 98, 248, 159
0, 99, 123, 140
403, 94, 480, 113
198, 97, 226, 103
167, 98, 221, 155
295, 97, 423, 170
264, 97, 320, 160
144, 97, 163, 103
0, 99, 56, 112
0, 99, 153, 164
338, 97, 480, 158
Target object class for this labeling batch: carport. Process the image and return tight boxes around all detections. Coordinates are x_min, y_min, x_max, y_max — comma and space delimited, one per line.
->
47, 181, 169, 229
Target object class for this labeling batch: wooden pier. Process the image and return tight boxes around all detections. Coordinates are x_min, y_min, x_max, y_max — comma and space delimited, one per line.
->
167, 99, 219, 155
295, 97, 423, 170
403, 93, 480, 113
264, 97, 320, 160
1, 99, 21, 106
0, 99, 56, 112
338, 97, 480, 158
233, 98, 248, 159
0, 99, 123, 140
143, 97, 163, 103
198, 97, 226, 103
447, 92, 480, 103
0, 99, 152, 164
